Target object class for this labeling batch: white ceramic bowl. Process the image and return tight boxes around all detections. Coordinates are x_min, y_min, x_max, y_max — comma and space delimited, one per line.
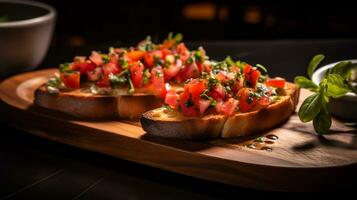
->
311, 59, 357, 121
0, 0, 56, 78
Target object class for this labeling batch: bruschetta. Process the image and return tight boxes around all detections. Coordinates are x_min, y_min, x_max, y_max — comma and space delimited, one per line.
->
34, 33, 210, 119
141, 60, 300, 139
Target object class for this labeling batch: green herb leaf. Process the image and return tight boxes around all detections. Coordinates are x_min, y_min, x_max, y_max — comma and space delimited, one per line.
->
313, 105, 331, 135
256, 64, 268, 73
298, 93, 322, 122
174, 33, 183, 43
59, 63, 73, 73
224, 56, 235, 67
294, 76, 318, 90
308, 54, 325, 78
325, 74, 350, 98
327, 61, 353, 78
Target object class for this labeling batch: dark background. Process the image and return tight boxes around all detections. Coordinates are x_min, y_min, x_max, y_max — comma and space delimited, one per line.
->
37, 0, 357, 46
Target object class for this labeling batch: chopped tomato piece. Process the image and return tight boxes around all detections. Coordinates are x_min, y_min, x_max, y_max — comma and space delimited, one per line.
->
102, 63, 119, 75
71, 62, 96, 75
202, 60, 212, 72
208, 85, 226, 101
126, 50, 146, 61
162, 40, 175, 49
60, 72, 80, 88
237, 88, 270, 113
143, 51, 162, 68
243, 64, 261, 88
151, 66, 167, 98
186, 79, 206, 100
198, 99, 211, 115
87, 67, 102, 81
130, 62, 144, 88
164, 60, 182, 80
97, 76, 110, 88
179, 91, 199, 117
215, 98, 238, 116
165, 90, 179, 108
89, 51, 103, 66
176, 43, 188, 54
180, 62, 200, 81
266, 78, 285, 88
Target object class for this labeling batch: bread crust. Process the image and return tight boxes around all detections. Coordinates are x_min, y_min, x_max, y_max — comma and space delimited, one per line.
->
141, 109, 226, 139
141, 82, 300, 139
34, 85, 162, 119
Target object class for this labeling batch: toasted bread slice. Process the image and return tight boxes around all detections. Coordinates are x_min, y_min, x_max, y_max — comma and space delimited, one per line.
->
141, 108, 227, 139
34, 85, 162, 119
141, 82, 299, 139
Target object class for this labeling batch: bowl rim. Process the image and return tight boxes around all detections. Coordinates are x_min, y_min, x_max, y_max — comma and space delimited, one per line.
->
311, 59, 357, 99
0, 0, 56, 28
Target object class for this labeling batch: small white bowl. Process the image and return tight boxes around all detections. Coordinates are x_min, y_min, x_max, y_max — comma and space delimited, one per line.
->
0, 0, 56, 78
311, 59, 357, 121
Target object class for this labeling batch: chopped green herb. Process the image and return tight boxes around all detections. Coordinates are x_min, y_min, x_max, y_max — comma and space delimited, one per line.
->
59, 63, 73, 73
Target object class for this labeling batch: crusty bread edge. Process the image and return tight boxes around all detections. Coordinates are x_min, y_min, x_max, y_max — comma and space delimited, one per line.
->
35, 85, 163, 119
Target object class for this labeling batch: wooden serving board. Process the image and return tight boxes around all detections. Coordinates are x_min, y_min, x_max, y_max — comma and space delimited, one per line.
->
1, 69, 357, 192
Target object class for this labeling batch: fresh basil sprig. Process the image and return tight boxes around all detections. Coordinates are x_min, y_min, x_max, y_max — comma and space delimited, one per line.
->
294, 54, 356, 135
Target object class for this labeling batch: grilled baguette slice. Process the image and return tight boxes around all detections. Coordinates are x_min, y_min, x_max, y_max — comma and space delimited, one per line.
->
34, 85, 162, 119
141, 82, 299, 139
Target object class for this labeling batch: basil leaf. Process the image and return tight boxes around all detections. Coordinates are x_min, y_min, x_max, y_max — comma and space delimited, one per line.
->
308, 54, 325, 78
256, 64, 268, 73
294, 76, 318, 90
325, 74, 350, 98
327, 61, 353, 79
313, 105, 331, 135
298, 93, 322, 122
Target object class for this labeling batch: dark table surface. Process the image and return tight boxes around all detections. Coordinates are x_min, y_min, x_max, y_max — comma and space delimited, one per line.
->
1, 39, 357, 198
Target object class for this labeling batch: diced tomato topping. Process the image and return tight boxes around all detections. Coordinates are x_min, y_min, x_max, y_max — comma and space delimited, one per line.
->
266, 78, 285, 88
97, 76, 110, 88
109, 53, 119, 65
176, 43, 188, 54
237, 88, 270, 113
180, 62, 200, 81
162, 40, 175, 49
87, 67, 102, 81
71, 62, 96, 75
165, 90, 179, 108
151, 66, 167, 98
143, 51, 163, 68
60, 72, 80, 88
198, 99, 211, 115
161, 49, 172, 59
215, 98, 238, 116
202, 60, 212, 72
102, 63, 119, 75
126, 50, 146, 61
207, 85, 226, 101
231, 78, 244, 94
243, 64, 261, 88
130, 62, 144, 88
179, 91, 199, 117
164, 60, 182, 80
186, 79, 206, 100
89, 51, 103, 66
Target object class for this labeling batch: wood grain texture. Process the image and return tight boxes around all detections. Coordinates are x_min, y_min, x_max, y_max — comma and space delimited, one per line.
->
1, 69, 357, 192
